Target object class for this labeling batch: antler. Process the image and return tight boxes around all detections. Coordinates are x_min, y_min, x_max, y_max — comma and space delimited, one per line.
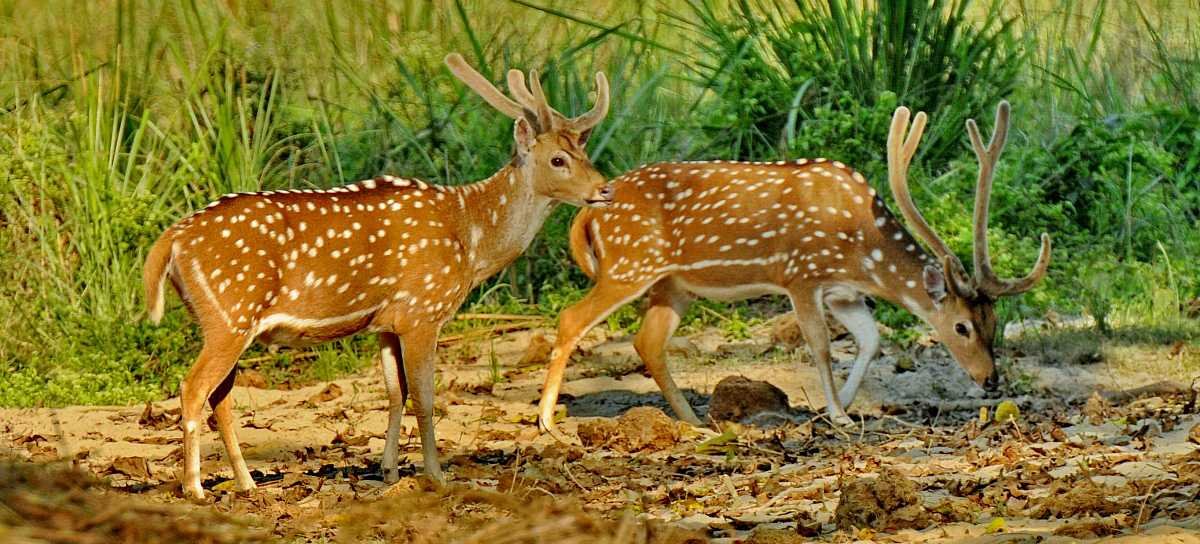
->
568, 72, 609, 132
967, 101, 1052, 297
447, 52, 609, 134
887, 106, 976, 297
444, 53, 526, 120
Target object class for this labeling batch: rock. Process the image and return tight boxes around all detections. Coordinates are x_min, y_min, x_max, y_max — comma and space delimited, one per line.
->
744, 526, 807, 543
235, 368, 269, 388
834, 468, 931, 531
708, 376, 791, 423
770, 315, 804, 348
666, 336, 701, 358
1053, 518, 1121, 539
577, 406, 679, 452
675, 513, 725, 532
518, 334, 553, 366
1189, 422, 1200, 445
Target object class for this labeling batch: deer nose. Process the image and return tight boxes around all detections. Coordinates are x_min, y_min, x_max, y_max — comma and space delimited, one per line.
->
597, 184, 614, 200
982, 371, 1001, 392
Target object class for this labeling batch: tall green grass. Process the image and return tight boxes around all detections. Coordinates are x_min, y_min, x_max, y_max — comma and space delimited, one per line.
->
0, 0, 1196, 407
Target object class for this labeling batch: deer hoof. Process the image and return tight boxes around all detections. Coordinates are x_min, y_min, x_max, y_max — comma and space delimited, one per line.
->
829, 412, 855, 428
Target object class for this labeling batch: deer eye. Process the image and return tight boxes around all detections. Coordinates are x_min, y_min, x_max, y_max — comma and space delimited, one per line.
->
550, 156, 566, 168
954, 323, 971, 337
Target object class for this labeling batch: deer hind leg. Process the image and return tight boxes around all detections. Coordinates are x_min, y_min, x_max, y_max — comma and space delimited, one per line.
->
209, 369, 255, 492
179, 332, 249, 499
379, 332, 409, 483
399, 327, 442, 483
824, 292, 880, 409
538, 278, 656, 436
787, 287, 852, 426
633, 279, 702, 426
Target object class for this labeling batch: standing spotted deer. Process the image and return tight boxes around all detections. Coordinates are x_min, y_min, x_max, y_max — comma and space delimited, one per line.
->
143, 53, 612, 499
536, 101, 1050, 435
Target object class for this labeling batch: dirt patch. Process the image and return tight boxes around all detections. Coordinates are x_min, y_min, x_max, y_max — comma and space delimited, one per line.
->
707, 375, 792, 423
577, 406, 680, 452
337, 486, 705, 544
0, 458, 268, 543
834, 467, 931, 531
1032, 480, 1125, 519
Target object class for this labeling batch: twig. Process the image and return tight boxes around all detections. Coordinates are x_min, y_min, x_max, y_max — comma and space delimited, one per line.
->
438, 322, 539, 346
561, 461, 588, 492
1134, 480, 1160, 534
882, 414, 925, 430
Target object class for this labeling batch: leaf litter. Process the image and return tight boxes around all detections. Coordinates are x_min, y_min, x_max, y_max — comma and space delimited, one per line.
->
1, 323, 1199, 542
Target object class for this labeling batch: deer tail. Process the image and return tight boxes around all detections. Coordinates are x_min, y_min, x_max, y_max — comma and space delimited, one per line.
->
143, 230, 176, 324
568, 209, 601, 280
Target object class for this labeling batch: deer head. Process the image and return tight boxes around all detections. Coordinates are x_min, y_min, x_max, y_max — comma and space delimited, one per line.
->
445, 54, 613, 207
888, 101, 1052, 388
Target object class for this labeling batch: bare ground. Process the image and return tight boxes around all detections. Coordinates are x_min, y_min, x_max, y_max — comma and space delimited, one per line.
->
2, 318, 1199, 543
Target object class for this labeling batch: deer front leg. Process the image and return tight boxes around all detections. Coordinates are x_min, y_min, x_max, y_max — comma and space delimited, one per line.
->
825, 294, 880, 409
538, 279, 655, 439
400, 327, 443, 483
633, 280, 702, 426
379, 332, 408, 484
788, 288, 852, 427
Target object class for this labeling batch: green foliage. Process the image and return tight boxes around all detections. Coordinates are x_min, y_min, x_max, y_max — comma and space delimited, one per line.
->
680, 0, 1025, 165
0, 0, 1197, 407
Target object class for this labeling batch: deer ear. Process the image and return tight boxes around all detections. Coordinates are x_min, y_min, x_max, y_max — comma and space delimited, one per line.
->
513, 117, 536, 151
575, 128, 593, 147
923, 264, 949, 305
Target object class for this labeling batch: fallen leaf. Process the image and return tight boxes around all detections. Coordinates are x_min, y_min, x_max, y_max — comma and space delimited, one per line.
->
107, 456, 152, 480
696, 427, 739, 455
332, 431, 370, 447
309, 383, 343, 403
139, 402, 175, 430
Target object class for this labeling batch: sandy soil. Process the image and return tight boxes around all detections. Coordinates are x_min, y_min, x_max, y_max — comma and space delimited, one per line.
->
2, 318, 1199, 543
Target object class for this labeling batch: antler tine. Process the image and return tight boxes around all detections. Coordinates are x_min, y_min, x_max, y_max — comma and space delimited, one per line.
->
991, 233, 1052, 296
887, 106, 956, 261
505, 68, 554, 132
445, 53, 525, 120
968, 101, 1049, 297
569, 72, 610, 132
527, 70, 562, 131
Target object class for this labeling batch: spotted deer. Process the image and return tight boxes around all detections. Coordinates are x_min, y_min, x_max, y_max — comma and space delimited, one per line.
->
535, 101, 1050, 435
142, 53, 612, 499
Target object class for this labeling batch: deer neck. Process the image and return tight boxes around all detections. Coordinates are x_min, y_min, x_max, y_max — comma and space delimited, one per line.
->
853, 234, 940, 322
454, 163, 556, 285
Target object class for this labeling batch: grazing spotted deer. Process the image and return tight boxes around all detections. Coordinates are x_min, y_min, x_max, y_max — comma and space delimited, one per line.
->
143, 53, 612, 499
536, 101, 1050, 435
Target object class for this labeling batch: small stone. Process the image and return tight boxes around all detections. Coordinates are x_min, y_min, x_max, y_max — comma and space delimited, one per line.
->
708, 376, 791, 423
1189, 422, 1200, 445
770, 314, 803, 348
518, 333, 553, 366
666, 336, 701, 358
